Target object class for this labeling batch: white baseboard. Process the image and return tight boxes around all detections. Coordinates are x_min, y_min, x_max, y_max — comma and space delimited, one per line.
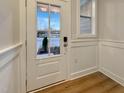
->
70, 66, 98, 80
99, 67, 124, 87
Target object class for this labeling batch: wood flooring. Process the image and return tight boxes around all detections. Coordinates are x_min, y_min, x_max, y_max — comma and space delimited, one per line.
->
35, 72, 124, 93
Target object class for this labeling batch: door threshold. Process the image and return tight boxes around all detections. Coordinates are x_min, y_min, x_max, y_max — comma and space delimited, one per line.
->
28, 80, 67, 93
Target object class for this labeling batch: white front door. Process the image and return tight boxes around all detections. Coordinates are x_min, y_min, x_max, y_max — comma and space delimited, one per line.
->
27, 0, 70, 92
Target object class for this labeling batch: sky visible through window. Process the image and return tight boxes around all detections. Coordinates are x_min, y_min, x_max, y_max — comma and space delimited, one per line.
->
37, 7, 60, 31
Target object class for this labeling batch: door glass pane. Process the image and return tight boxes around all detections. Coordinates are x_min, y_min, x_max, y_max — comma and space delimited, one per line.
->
50, 6, 60, 55
80, 0, 92, 34
37, 4, 49, 56
50, 32, 60, 55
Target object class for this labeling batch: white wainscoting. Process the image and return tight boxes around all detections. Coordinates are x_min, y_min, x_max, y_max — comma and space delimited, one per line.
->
0, 43, 22, 93
99, 40, 124, 86
70, 40, 98, 79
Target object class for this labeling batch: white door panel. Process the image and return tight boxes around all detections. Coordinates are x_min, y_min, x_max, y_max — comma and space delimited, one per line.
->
27, 0, 69, 91
37, 62, 60, 77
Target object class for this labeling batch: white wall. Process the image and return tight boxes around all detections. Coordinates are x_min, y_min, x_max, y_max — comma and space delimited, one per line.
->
0, 0, 20, 50
98, 0, 124, 86
70, 40, 98, 79
0, 0, 21, 93
70, 0, 98, 79
0, 53, 20, 93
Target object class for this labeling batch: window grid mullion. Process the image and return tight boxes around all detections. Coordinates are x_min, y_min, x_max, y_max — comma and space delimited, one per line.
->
48, 4, 51, 56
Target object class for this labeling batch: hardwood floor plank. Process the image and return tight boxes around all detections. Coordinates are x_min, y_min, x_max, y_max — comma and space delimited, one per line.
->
35, 72, 124, 93
81, 79, 118, 93
105, 85, 124, 93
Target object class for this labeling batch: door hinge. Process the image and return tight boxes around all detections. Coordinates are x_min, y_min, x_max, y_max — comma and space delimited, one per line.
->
26, 79, 27, 88
25, 40, 27, 46
25, 0, 27, 7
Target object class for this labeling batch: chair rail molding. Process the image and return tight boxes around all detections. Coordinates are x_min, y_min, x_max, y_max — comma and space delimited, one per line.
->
0, 43, 22, 69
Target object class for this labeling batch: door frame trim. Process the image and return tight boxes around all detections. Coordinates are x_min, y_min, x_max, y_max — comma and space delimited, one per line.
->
19, 0, 27, 93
